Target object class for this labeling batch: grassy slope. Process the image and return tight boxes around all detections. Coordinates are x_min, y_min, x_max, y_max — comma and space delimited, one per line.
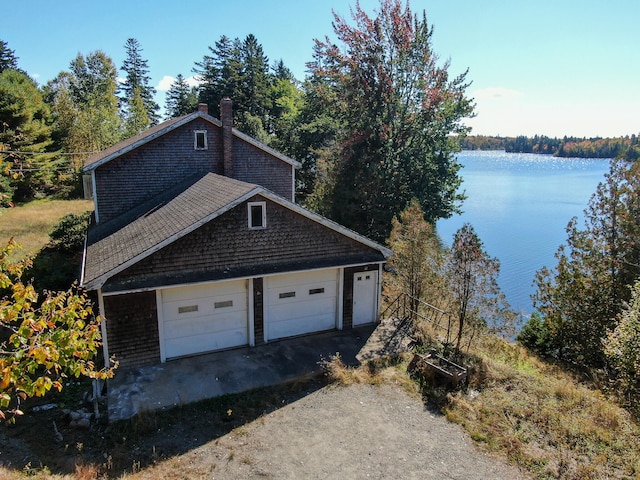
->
443, 337, 640, 479
0, 199, 93, 260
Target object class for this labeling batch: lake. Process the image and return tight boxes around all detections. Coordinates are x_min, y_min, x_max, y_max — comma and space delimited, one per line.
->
436, 150, 611, 318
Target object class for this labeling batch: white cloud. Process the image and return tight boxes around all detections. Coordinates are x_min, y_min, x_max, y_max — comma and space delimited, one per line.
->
472, 87, 522, 101
156, 75, 201, 91
156, 75, 175, 91
185, 76, 201, 87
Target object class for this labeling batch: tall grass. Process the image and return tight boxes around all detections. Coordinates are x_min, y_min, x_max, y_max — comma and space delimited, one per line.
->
443, 336, 640, 479
0, 199, 93, 260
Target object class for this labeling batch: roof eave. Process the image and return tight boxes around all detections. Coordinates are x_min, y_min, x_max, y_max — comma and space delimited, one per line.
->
83, 112, 222, 172
232, 128, 301, 169
256, 189, 392, 258
82, 185, 263, 290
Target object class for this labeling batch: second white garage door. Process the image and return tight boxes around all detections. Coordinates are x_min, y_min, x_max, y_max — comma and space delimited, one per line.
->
161, 279, 248, 359
265, 269, 338, 341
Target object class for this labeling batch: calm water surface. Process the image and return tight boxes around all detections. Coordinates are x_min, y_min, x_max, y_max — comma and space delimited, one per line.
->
437, 151, 611, 317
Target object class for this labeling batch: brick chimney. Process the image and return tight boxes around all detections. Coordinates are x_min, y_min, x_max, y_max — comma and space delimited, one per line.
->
220, 97, 233, 178
197, 103, 208, 114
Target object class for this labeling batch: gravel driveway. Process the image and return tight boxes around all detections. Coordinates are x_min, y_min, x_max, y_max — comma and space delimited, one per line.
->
131, 383, 529, 480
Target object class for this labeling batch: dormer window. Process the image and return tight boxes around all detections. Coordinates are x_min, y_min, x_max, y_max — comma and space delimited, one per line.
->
194, 130, 207, 150
248, 202, 266, 229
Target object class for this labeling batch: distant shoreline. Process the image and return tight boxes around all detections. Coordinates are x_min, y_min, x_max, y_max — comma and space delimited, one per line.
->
458, 134, 638, 160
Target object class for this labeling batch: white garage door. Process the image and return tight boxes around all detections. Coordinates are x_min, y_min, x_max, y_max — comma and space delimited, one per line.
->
161, 280, 248, 359
266, 269, 338, 341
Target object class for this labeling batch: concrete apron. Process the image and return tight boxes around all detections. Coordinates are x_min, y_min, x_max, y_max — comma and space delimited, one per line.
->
107, 317, 412, 422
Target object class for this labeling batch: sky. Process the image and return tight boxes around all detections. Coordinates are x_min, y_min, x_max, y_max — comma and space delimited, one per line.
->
4, 0, 639, 138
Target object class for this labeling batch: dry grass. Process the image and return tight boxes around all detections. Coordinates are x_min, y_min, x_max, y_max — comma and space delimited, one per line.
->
442, 336, 640, 479
322, 353, 418, 396
0, 199, 93, 261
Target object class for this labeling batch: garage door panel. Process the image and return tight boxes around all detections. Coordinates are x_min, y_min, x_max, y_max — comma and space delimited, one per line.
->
269, 297, 335, 319
266, 269, 338, 341
268, 313, 334, 339
163, 313, 246, 339
162, 279, 248, 359
268, 269, 336, 289
163, 292, 247, 318
165, 329, 246, 357
162, 281, 243, 303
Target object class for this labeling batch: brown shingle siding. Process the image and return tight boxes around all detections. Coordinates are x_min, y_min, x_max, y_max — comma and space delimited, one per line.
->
108, 195, 384, 290
233, 142, 293, 200
95, 119, 224, 223
103, 291, 159, 369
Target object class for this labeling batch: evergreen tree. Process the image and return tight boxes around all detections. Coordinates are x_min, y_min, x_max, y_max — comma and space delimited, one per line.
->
272, 59, 295, 83
0, 40, 19, 73
0, 69, 54, 203
194, 34, 274, 139
120, 38, 159, 130
385, 199, 444, 319
164, 74, 198, 118
604, 279, 640, 414
194, 35, 243, 115
532, 159, 640, 367
238, 34, 271, 118
306, 0, 474, 242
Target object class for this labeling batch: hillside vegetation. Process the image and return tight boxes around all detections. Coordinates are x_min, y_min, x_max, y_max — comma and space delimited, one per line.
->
0, 199, 92, 261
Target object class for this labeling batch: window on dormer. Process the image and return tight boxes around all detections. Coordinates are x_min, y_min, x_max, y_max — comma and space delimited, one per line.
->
195, 130, 207, 150
248, 202, 266, 229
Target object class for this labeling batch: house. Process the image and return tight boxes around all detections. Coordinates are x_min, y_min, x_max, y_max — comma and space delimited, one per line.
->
81, 98, 391, 371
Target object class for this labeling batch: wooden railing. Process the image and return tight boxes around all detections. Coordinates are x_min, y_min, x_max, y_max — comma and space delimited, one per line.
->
382, 292, 454, 345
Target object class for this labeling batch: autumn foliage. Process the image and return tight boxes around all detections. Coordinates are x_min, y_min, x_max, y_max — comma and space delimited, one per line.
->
0, 239, 115, 420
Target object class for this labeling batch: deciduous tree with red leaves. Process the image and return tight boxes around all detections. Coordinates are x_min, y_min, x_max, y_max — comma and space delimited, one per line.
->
307, 0, 474, 242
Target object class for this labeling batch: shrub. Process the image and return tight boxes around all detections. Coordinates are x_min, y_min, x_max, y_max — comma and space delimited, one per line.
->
605, 281, 640, 414
516, 311, 555, 357
24, 211, 91, 291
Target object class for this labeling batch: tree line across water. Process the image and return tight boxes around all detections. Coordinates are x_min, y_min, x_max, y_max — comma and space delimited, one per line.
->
460, 134, 640, 160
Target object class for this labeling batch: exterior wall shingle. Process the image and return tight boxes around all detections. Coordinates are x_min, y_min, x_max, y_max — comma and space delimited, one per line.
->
103, 291, 159, 369
253, 277, 264, 345
107, 195, 383, 291
233, 142, 293, 200
95, 119, 224, 223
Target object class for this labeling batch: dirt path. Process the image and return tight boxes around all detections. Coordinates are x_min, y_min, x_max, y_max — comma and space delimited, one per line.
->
130, 383, 529, 480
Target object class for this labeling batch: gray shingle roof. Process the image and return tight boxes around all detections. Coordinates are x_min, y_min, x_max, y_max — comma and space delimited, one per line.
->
82, 173, 260, 289
82, 173, 391, 291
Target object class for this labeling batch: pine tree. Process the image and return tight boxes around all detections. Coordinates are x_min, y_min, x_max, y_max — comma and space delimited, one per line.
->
239, 34, 271, 118
120, 38, 159, 130
0, 69, 54, 202
194, 35, 243, 115
446, 224, 508, 352
385, 199, 444, 319
533, 159, 640, 367
164, 74, 198, 118
0, 40, 19, 73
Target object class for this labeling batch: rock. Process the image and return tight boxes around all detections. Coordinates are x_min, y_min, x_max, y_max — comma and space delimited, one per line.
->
70, 417, 91, 429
